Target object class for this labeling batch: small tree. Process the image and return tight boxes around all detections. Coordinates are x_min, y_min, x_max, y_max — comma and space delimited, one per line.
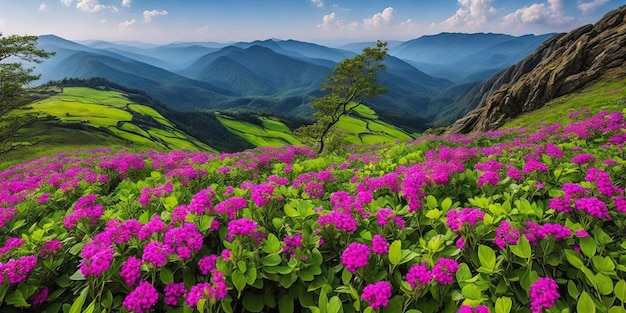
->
0, 34, 54, 147
295, 41, 388, 153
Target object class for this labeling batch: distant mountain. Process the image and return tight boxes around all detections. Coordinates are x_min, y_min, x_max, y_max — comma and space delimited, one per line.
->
390, 32, 555, 82
447, 5, 626, 133
33, 31, 555, 129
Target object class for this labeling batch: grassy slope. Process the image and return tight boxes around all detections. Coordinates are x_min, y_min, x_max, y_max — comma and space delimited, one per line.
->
501, 75, 626, 130
217, 104, 415, 148
0, 87, 213, 169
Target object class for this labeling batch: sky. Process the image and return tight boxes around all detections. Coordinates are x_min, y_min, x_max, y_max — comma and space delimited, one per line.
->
0, 0, 624, 45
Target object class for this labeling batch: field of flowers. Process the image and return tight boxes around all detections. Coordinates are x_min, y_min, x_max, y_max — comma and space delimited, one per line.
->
0, 108, 625, 313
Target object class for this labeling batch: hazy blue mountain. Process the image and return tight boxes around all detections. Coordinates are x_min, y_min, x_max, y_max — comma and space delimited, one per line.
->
389, 32, 555, 82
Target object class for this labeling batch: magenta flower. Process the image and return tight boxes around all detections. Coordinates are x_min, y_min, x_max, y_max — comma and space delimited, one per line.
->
142, 241, 173, 267
185, 271, 228, 306
215, 197, 247, 219
446, 208, 485, 233
226, 218, 260, 241
456, 237, 466, 250
120, 256, 142, 286
138, 215, 166, 240
459, 304, 490, 313
371, 234, 389, 255
0, 255, 38, 284
361, 281, 392, 311
164, 282, 186, 306
122, 281, 159, 313
318, 211, 358, 232
494, 220, 520, 249
406, 263, 433, 288
164, 223, 204, 259
432, 258, 459, 285
341, 242, 370, 273
31, 287, 49, 306
198, 254, 218, 275
574, 197, 610, 219
530, 277, 560, 313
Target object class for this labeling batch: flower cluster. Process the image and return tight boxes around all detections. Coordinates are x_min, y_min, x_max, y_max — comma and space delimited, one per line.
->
164, 223, 204, 259
494, 220, 520, 249
371, 234, 389, 255
529, 277, 560, 313
122, 280, 159, 313
142, 241, 173, 267
79, 240, 115, 276
138, 182, 173, 206
185, 271, 228, 306
406, 262, 433, 288
459, 304, 490, 313
317, 211, 358, 232
40, 239, 62, 257
63, 194, 103, 229
283, 234, 303, 257
375, 208, 406, 229
0, 255, 38, 284
138, 215, 167, 240
361, 281, 392, 311
432, 258, 460, 285
524, 221, 573, 245
446, 208, 485, 233
341, 242, 370, 273
120, 256, 142, 286
198, 254, 218, 275
0, 237, 25, 255
164, 282, 186, 306
215, 197, 247, 219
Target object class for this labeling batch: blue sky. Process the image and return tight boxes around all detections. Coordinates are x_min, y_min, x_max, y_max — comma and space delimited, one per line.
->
0, 0, 623, 44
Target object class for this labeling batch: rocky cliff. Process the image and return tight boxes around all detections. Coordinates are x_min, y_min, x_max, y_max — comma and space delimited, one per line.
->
447, 5, 626, 133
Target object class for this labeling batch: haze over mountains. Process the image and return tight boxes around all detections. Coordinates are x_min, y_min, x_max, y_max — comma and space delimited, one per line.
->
34, 32, 554, 128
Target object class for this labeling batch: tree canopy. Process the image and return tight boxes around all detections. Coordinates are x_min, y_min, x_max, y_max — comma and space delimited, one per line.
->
295, 40, 388, 153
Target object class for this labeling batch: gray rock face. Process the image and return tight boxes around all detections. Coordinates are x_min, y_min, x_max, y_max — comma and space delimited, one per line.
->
447, 5, 626, 133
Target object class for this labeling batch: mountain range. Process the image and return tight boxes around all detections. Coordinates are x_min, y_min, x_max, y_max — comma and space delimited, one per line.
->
34, 32, 554, 129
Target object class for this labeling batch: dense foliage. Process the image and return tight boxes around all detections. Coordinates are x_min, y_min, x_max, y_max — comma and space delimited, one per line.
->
0, 108, 625, 313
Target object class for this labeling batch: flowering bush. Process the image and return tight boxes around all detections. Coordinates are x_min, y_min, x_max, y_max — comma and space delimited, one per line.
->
0, 109, 624, 312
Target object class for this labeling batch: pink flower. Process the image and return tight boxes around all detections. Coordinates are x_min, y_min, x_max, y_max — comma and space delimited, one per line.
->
456, 237, 466, 250
123, 281, 159, 313
226, 218, 261, 241
32, 287, 49, 306
142, 241, 172, 267
494, 220, 520, 249
530, 277, 560, 313
318, 211, 358, 232
0, 255, 38, 284
574, 197, 610, 219
446, 208, 485, 233
341, 243, 370, 273
432, 258, 459, 285
371, 234, 389, 255
459, 304, 490, 313
164, 282, 186, 306
361, 281, 392, 311
477, 171, 499, 186
120, 256, 142, 286
185, 271, 228, 306
406, 263, 433, 288
198, 255, 218, 275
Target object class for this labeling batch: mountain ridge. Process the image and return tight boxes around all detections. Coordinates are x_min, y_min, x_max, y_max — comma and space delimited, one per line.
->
447, 5, 626, 133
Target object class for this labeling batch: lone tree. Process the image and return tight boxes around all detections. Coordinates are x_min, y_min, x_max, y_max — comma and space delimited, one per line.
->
0, 33, 54, 146
295, 40, 388, 153
1, 33, 54, 113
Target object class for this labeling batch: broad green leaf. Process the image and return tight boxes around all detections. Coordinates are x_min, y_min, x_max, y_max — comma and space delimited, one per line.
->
160, 267, 174, 284
593, 256, 616, 273
609, 307, 626, 313
615, 280, 626, 303
242, 292, 264, 312
577, 291, 596, 313
477, 245, 496, 273
4, 290, 29, 308
441, 198, 453, 211
383, 296, 404, 313
427, 195, 438, 209
462, 284, 482, 300
278, 294, 294, 313
83, 300, 96, 313
262, 233, 282, 253
495, 296, 512, 313
327, 296, 342, 313
565, 249, 584, 269
509, 235, 532, 259
319, 289, 328, 313
232, 270, 247, 294
261, 254, 282, 267
595, 273, 614, 295
283, 204, 300, 217
580, 237, 597, 258
388, 240, 402, 265
568, 280, 580, 299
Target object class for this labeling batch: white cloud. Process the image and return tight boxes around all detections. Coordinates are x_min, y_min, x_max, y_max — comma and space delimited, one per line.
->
443, 0, 497, 29
122, 0, 131, 7
100, 19, 107, 23
60, 0, 73, 6
503, 0, 573, 27
143, 9, 168, 22
194, 25, 210, 37
76, 0, 106, 12
311, 0, 323, 8
578, 0, 610, 14
363, 7, 394, 28
118, 19, 136, 29
39, 2, 48, 12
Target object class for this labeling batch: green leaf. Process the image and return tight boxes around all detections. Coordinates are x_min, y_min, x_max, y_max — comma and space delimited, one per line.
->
579, 237, 597, 258
243, 292, 264, 312
232, 270, 247, 294
284, 204, 300, 217
319, 289, 328, 313
69, 287, 88, 313
462, 284, 482, 300
262, 233, 282, 254
160, 267, 174, 284
265, 266, 293, 275
509, 235, 532, 259
565, 249, 585, 269
441, 198, 452, 211
4, 290, 29, 308
593, 256, 616, 273
577, 291, 597, 313
261, 254, 282, 267
426, 195, 437, 209
595, 273, 614, 295
615, 280, 626, 303
568, 280, 580, 299
278, 294, 294, 313
495, 296, 512, 313
609, 307, 626, 313
82, 300, 96, 313
327, 296, 342, 313
388, 240, 402, 265
382, 296, 404, 313
477, 245, 496, 273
